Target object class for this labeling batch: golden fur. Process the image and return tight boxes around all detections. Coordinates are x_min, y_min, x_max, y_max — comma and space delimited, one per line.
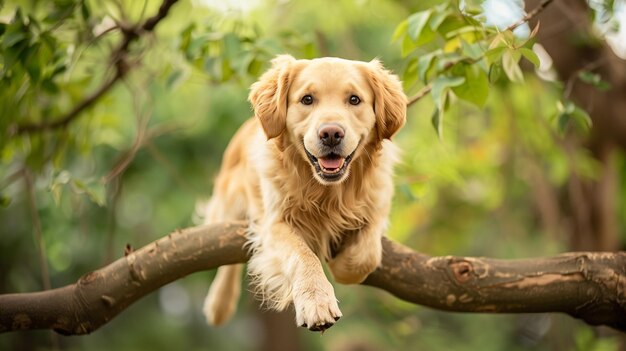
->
202, 55, 406, 331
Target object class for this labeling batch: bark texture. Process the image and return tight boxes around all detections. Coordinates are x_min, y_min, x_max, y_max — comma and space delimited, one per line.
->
0, 222, 624, 335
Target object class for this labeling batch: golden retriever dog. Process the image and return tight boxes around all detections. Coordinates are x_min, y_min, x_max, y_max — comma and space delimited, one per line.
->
201, 55, 406, 331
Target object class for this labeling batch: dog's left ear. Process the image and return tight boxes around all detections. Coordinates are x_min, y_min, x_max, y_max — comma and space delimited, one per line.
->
364, 60, 407, 140
248, 55, 296, 139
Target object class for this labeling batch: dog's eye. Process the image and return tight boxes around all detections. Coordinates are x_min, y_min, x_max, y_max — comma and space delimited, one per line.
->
301, 95, 314, 105
349, 95, 361, 105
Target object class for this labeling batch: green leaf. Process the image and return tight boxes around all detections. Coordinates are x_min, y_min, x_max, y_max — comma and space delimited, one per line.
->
415, 25, 437, 45
50, 170, 71, 205
220, 58, 234, 82
460, 40, 484, 60
436, 15, 466, 37
402, 58, 419, 89
401, 34, 417, 57
42, 78, 59, 93
557, 100, 575, 114
0, 193, 11, 207
557, 112, 570, 133
223, 33, 241, 60
80, 1, 90, 21
556, 100, 592, 134
452, 64, 489, 107
429, 8, 452, 31
519, 47, 540, 67
488, 62, 503, 83
71, 179, 106, 206
398, 183, 417, 201
502, 50, 523, 82
2, 31, 26, 49
44, 3, 74, 22
434, 52, 463, 72
578, 71, 611, 91
430, 76, 464, 140
179, 24, 195, 53
391, 20, 408, 42
571, 106, 592, 131
24, 43, 42, 82
204, 56, 220, 80
247, 57, 264, 76
431, 75, 465, 103
416, 50, 441, 82
407, 10, 433, 42
166, 69, 185, 90
431, 107, 442, 139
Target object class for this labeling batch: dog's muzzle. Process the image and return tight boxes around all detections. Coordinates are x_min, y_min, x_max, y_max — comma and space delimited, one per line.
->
304, 146, 357, 183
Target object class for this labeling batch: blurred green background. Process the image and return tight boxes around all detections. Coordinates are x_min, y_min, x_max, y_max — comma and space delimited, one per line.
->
1, 0, 625, 350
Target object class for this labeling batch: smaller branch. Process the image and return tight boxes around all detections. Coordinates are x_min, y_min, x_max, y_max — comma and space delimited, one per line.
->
508, 0, 555, 33
142, 0, 178, 32
563, 56, 607, 99
407, 85, 432, 107
102, 80, 153, 183
23, 170, 51, 291
13, 70, 123, 135
0, 168, 25, 190
11, 0, 180, 136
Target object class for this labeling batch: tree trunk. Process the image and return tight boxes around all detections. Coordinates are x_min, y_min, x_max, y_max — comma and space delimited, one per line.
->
529, 0, 625, 251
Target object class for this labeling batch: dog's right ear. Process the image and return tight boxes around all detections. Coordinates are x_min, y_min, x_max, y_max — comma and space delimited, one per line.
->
248, 55, 296, 140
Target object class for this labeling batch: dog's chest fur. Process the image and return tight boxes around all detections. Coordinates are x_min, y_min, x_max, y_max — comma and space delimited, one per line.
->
252, 139, 393, 258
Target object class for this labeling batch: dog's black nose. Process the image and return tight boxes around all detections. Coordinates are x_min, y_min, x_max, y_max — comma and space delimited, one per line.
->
318, 124, 344, 147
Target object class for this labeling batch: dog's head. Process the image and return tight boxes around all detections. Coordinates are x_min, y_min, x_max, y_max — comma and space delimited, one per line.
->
249, 55, 406, 185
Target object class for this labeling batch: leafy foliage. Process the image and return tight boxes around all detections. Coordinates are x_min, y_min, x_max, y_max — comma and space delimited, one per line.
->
393, 2, 549, 137
0, 0, 623, 350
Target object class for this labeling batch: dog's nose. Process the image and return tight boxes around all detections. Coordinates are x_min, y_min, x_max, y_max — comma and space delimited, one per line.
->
318, 124, 345, 147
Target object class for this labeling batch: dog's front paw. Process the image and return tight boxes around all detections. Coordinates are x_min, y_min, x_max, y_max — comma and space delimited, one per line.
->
293, 279, 342, 332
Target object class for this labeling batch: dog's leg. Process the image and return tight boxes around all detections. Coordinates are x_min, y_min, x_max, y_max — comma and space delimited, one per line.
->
201, 193, 246, 326
328, 220, 385, 284
249, 222, 342, 331
203, 264, 243, 325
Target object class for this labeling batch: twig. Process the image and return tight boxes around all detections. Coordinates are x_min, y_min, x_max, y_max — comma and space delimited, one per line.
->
23, 169, 51, 291
12, 0, 180, 135
145, 141, 197, 194
563, 56, 607, 99
0, 168, 25, 190
14, 70, 124, 134
407, 85, 432, 107
102, 78, 153, 183
507, 0, 555, 33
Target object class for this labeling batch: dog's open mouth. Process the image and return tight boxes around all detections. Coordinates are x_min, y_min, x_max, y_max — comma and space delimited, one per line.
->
304, 148, 355, 182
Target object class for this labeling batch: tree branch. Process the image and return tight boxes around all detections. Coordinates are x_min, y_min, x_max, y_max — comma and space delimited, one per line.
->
0, 222, 624, 335
11, 0, 180, 135
507, 0, 554, 33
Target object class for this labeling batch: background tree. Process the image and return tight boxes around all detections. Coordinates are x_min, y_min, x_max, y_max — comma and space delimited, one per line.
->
1, 0, 624, 350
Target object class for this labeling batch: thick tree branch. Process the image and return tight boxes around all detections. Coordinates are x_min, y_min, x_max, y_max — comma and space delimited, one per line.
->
0, 222, 624, 335
11, 0, 180, 135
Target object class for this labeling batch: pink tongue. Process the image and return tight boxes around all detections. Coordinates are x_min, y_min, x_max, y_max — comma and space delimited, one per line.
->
319, 157, 343, 169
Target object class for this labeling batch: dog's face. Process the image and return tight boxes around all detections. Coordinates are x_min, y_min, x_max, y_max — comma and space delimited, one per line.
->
249, 55, 406, 185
